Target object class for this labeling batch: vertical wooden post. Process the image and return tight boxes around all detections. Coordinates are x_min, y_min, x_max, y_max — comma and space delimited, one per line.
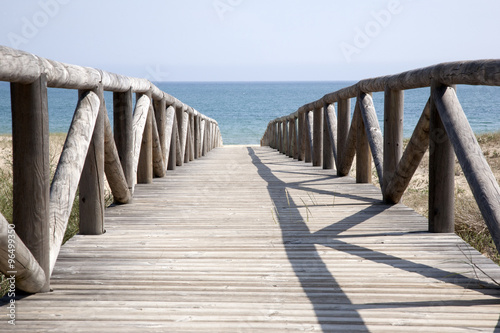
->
194, 114, 200, 159
153, 98, 168, 168
313, 107, 323, 167
11, 74, 50, 292
293, 117, 299, 159
275, 122, 280, 150
137, 96, 153, 184
305, 111, 313, 163
175, 105, 185, 166
323, 103, 334, 170
184, 120, 191, 163
200, 119, 207, 156
337, 99, 350, 176
288, 118, 293, 157
168, 115, 178, 170
208, 122, 213, 151
113, 89, 134, 193
298, 112, 305, 161
278, 121, 283, 153
356, 99, 371, 183
202, 120, 208, 156
383, 88, 404, 200
189, 113, 195, 161
283, 120, 288, 155
79, 86, 105, 235
429, 82, 455, 233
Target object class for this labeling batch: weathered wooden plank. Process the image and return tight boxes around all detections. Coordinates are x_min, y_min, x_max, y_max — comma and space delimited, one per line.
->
103, 107, 131, 204
384, 99, 430, 204
382, 88, 403, 197
429, 82, 455, 233
79, 86, 105, 236
113, 89, 134, 193
49, 91, 100, 275
151, 108, 165, 178
337, 99, 350, 173
153, 98, 168, 174
137, 100, 153, 184
313, 107, 323, 166
359, 92, 384, 185
305, 111, 313, 163
433, 83, 500, 251
11, 74, 50, 292
338, 102, 358, 176
8, 146, 500, 332
356, 100, 372, 183
0, 213, 47, 293
323, 103, 337, 170
298, 114, 305, 161
131, 94, 151, 185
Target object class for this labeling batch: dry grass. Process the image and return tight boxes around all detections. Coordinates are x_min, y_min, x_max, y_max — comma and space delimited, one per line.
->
351, 132, 500, 265
401, 132, 500, 264
0, 134, 113, 295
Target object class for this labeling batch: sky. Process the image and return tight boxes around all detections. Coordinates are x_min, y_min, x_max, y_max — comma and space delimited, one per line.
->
0, 0, 499, 82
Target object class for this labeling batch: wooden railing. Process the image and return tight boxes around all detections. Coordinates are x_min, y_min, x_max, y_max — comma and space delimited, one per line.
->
261, 60, 500, 255
0, 46, 222, 293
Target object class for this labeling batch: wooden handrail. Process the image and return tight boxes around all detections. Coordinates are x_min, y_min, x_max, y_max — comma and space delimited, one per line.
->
261, 59, 500, 255
0, 45, 223, 293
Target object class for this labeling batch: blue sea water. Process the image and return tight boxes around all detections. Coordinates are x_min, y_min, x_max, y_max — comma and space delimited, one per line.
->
1, 81, 500, 145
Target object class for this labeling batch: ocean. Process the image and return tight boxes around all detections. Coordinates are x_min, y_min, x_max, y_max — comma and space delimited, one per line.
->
1, 81, 500, 145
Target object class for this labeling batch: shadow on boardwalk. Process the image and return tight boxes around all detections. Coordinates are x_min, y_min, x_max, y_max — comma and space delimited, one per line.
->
248, 147, 500, 332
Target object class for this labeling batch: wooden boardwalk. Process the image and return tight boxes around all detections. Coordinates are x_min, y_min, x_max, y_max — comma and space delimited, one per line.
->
3, 145, 500, 332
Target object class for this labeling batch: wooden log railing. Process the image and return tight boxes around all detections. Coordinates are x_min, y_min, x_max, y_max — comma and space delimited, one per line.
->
261, 59, 500, 255
0, 46, 223, 293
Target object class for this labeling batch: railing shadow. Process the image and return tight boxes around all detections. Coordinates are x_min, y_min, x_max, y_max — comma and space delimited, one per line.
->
247, 147, 371, 331
248, 146, 500, 331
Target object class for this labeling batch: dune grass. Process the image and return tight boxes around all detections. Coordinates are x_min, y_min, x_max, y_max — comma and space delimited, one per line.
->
0, 134, 112, 295
400, 132, 500, 264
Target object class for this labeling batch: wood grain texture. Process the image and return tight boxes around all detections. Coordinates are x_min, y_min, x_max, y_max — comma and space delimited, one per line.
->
298, 114, 305, 161
356, 102, 372, 184
49, 91, 100, 275
137, 103, 153, 184
429, 82, 455, 233
79, 86, 105, 236
131, 94, 151, 185
200, 119, 206, 157
10, 74, 50, 292
8, 146, 500, 332
179, 106, 189, 165
338, 102, 359, 177
113, 90, 134, 193
323, 103, 337, 170
0, 213, 47, 293
337, 99, 350, 174
153, 99, 168, 171
305, 111, 313, 163
313, 107, 323, 167
194, 114, 200, 159
359, 93, 383, 185
168, 115, 179, 171
433, 84, 500, 251
383, 88, 404, 198
384, 100, 431, 204
151, 109, 165, 178
103, 108, 131, 204
0, 46, 41, 84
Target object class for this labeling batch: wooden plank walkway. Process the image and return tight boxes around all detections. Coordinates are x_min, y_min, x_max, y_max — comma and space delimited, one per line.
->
2, 145, 500, 332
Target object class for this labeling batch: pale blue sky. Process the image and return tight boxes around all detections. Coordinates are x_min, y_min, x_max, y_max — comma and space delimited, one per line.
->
1, 0, 498, 81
